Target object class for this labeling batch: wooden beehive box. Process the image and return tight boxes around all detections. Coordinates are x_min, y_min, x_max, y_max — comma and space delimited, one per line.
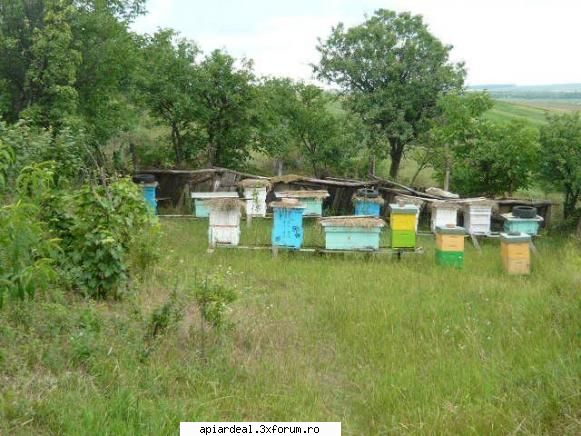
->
320, 216, 385, 251
191, 192, 239, 218
500, 232, 531, 275
271, 199, 306, 249
238, 179, 270, 218
206, 198, 243, 247
430, 202, 460, 233
353, 196, 384, 217
463, 201, 494, 235
389, 203, 419, 249
435, 225, 466, 268
275, 190, 329, 216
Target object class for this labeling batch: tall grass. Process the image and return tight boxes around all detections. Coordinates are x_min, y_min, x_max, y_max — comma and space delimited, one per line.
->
0, 219, 579, 435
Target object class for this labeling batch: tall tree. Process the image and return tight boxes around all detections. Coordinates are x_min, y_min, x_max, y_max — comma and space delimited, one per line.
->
540, 112, 581, 219
315, 9, 465, 179
195, 50, 256, 168
139, 29, 199, 165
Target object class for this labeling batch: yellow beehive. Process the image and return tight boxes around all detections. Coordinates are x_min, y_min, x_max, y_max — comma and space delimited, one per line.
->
389, 204, 419, 231
436, 233, 465, 251
500, 232, 531, 275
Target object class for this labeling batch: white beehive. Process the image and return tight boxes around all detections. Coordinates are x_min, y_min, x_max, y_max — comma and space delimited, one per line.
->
238, 179, 270, 218
463, 202, 494, 235
430, 202, 460, 233
206, 198, 242, 247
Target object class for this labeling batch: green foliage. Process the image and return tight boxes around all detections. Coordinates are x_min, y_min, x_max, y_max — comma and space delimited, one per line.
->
450, 120, 540, 196
64, 178, 157, 298
0, 120, 89, 187
194, 273, 237, 331
0, 155, 59, 307
256, 79, 364, 177
315, 9, 465, 178
139, 29, 200, 165
540, 112, 581, 218
0, 139, 15, 189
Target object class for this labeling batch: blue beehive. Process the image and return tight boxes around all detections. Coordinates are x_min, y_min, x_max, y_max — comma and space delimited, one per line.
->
503, 215, 543, 236
271, 200, 306, 249
275, 190, 329, 217
142, 183, 158, 215
353, 196, 384, 217
191, 192, 239, 218
321, 216, 385, 251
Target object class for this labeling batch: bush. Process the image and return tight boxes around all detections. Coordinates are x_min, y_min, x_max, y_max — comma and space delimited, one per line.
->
64, 178, 159, 299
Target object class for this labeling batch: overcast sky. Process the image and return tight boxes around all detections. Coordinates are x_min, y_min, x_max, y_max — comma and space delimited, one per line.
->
132, 0, 581, 86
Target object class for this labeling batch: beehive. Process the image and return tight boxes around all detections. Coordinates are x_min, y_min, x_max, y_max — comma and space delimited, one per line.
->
271, 199, 306, 249
389, 204, 419, 249
191, 192, 239, 218
353, 196, 384, 217
206, 198, 243, 247
320, 216, 385, 251
463, 202, 494, 235
435, 225, 466, 268
239, 179, 270, 217
141, 182, 158, 215
430, 202, 460, 232
500, 232, 531, 275
503, 214, 543, 236
275, 191, 329, 216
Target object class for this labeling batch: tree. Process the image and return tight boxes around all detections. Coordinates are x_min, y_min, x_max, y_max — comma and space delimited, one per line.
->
140, 30, 200, 165
0, 0, 145, 144
414, 91, 493, 187
540, 112, 581, 219
256, 79, 362, 178
0, 0, 81, 127
450, 119, 540, 197
195, 50, 256, 168
315, 9, 465, 179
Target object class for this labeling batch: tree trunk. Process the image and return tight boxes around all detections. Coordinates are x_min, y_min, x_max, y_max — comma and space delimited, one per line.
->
369, 154, 376, 177
443, 142, 450, 191
563, 188, 579, 220
276, 159, 283, 176
389, 139, 404, 180
171, 125, 183, 165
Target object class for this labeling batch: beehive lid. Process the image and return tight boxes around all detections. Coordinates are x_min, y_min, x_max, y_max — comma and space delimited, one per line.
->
275, 190, 329, 199
430, 201, 462, 210
502, 213, 544, 222
191, 192, 239, 199
270, 198, 306, 209
500, 232, 532, 243
320, 216, 385, 228
389, 203, 419, 214
435, 225, 466, 235
352, 195, 385, 205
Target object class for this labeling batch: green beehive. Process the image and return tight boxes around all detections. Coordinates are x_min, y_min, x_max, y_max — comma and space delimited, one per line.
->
390, 229, 416, 249
435, 249, 464, 268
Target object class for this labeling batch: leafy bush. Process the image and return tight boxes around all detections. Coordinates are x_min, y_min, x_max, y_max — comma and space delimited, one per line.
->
64, 178, 158, 299
0, 150, 61, 307
194, 273, 237, 331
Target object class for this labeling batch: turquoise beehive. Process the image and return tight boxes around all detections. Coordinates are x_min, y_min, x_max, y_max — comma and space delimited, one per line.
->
320, 216, 385, 251
142, 183, 158, 215
191, 192, 239, 218
275, 190, 329, 217
502, 214, 543, 236
271, 199, 306, 249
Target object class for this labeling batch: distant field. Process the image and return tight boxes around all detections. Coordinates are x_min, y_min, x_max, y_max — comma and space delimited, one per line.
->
484, 99, 580, 126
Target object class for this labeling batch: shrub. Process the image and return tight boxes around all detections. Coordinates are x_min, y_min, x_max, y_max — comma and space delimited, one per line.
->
65, 178, 159, 299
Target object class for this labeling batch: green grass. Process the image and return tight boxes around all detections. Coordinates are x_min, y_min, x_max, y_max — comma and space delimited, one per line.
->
1, 219, 580, 435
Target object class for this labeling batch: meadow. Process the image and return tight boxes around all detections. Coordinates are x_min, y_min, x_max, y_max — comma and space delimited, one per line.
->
1, 219, 579, 435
